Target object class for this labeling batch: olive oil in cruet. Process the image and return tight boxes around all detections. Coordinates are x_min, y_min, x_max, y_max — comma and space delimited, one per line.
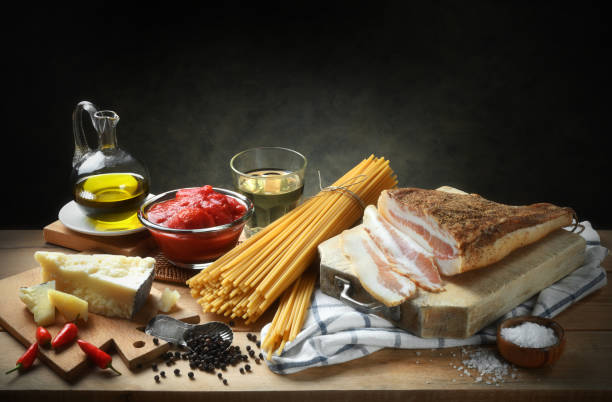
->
71, 101, 150, 231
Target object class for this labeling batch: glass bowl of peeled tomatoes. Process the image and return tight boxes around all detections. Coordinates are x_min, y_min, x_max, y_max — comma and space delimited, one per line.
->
138, 185, 253, 269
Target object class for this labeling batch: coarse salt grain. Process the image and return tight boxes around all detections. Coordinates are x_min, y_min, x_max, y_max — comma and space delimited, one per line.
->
461, 347, 513, 386
501, 322, 558, 348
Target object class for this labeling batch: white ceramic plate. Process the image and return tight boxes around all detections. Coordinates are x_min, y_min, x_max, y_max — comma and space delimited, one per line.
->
58, 194, 155, 237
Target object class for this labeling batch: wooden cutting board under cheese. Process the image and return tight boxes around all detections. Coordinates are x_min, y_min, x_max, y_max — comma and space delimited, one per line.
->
319, 225, 586, 339
0, 267, 199, 381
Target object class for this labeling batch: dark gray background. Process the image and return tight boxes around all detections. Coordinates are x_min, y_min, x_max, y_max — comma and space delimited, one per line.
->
5, 2, 610, 228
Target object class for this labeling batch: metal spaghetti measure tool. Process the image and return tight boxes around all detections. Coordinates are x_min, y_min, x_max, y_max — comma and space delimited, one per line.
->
145, 315, 233, 350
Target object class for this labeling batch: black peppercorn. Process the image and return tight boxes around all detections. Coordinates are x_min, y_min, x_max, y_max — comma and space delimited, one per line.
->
245, 364, 251, 372
152, 363, 158, 371
240, 368, 245, 374
154, 375, 160, 382
223, 379, 228, 385
174, 368, 180, 376
181, 332, 245, 381
217, 372, 223, 379
153, 337, 159, 345
188, 371, 194, 379
160, 371, 166, 377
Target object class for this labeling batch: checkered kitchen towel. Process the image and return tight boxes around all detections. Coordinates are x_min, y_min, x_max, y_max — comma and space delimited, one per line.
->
261, 221, 608, 374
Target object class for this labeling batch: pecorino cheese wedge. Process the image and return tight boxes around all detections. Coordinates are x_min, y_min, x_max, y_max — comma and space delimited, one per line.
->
35, 251, 155, 319
378, 188, 574, 276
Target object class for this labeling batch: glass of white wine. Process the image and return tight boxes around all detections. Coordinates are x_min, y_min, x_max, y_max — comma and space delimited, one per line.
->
230, 147, 307, 236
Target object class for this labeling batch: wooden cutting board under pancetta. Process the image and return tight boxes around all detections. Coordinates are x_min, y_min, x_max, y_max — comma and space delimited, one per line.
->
319, 224, 585, 339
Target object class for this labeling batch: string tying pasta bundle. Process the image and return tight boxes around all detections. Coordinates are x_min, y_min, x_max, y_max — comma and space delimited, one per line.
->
186, 155, 397, 329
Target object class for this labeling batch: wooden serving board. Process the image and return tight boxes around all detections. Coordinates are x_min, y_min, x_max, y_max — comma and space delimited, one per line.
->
319, 227, 586, 338
43, 220, 156, 256
0, 267, 199, 381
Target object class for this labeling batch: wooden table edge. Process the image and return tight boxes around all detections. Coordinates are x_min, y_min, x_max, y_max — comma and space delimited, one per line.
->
1, 388, 612, 402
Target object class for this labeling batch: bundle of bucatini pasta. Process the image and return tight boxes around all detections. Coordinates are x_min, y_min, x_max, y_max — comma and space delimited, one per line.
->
262, 268, 318, 358
187, 155, 397, 325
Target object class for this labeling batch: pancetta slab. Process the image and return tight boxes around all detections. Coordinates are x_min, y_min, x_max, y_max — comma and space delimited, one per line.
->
378, 188, 574, 276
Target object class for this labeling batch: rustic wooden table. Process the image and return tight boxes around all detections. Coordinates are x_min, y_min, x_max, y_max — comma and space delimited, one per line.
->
0, 230, 610, 401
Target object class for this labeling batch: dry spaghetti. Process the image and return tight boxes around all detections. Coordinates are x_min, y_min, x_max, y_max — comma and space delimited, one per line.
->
187, 155, 397, 325
262, 268, 318, 358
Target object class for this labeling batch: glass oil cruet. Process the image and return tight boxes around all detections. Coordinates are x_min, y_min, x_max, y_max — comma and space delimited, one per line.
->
71, 100, 150, 231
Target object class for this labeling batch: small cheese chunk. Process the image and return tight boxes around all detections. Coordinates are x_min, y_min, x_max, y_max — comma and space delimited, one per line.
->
18, 281, 56, 326
48, 289, 89, 322
157, 288, 180, 313
35, 251, 155, 319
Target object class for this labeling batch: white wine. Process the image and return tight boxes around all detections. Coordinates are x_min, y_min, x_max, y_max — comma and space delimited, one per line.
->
237, 169, 304, 230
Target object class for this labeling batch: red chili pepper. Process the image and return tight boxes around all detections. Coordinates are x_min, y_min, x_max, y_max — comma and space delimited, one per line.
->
51, 322, 78, 349
36, 327, 52, 346
6, 342, 38, 374
77, 340, 121, 375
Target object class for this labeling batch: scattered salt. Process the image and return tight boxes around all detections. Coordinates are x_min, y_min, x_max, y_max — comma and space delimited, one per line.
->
501, 322, 558, 348
461, 347, 512, 386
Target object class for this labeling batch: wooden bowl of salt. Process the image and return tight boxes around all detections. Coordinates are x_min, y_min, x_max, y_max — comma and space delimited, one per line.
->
497, 316, 565, 368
